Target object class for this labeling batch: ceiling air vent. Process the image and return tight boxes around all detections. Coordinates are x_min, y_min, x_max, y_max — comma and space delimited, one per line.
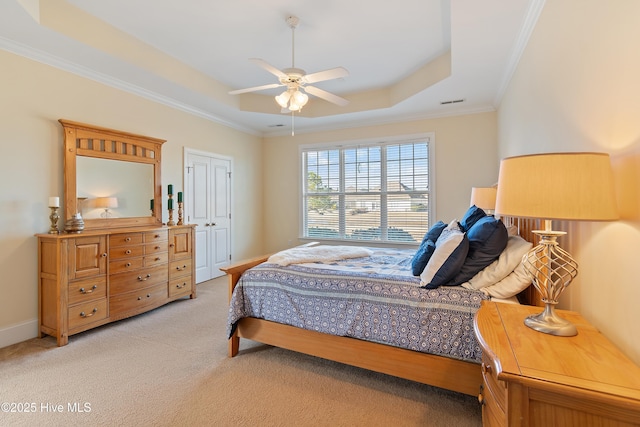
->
440, 99, 465, 105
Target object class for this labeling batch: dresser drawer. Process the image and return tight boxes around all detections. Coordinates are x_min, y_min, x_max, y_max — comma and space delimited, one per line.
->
169, 276, 192, 298
144, 230, 168, 243
109, 283, 168, 316
68, 298, 108, 330
145, 242, 167, 255
109, 244, 144, 259
68, 277, 107, 305
110, 265, 168, 295
170, 258, 192, 278
144, 252, 168, 267
109, 257, 144, 274
110, 233, 144, 246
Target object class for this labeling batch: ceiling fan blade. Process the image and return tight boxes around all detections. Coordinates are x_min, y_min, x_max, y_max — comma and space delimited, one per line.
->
304, 85, 349, 106
228, 83, 282, 95
303, 67, 349, 84
249, 58, 288, 80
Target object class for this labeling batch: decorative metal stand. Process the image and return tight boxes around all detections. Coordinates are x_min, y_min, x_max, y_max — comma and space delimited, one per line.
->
167, 194, 175, 226
177, 202, 183, 225
49, 206, 60, 234
523, 221, 579, 337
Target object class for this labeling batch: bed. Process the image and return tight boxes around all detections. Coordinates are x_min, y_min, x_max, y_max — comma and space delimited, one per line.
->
222, 215, 543, 396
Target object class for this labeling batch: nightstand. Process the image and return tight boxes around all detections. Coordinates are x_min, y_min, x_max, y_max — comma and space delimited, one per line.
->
474, 301, 640, 427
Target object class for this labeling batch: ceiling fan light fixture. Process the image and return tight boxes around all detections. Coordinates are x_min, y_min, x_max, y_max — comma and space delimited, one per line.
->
289, 90, 308, 111
275, 90, 292, 108
277, 88, 308, 112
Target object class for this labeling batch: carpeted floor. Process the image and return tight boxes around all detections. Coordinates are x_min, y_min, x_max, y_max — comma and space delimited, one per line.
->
0, 277, 482, 427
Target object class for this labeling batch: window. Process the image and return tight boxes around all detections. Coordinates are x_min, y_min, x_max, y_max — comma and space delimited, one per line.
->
302, 136, 432, 244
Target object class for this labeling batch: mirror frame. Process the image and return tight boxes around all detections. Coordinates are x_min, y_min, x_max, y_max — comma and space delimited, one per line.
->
60, 119, 164, 230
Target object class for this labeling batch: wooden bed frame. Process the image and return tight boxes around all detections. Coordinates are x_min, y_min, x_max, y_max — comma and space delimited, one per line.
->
221, 217, 543, 396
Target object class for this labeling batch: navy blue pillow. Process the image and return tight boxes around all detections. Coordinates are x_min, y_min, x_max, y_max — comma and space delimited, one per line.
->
411, 240, 437, 276
422, 220, 446, 243
411, 221, 447, 275
459, 205, 486, 232
447, 216, 508, 286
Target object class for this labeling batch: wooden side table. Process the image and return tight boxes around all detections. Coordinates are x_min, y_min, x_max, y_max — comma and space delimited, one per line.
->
474, 301, 640, 426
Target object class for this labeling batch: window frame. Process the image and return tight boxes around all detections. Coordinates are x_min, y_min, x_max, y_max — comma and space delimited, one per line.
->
298, 133, 435, 247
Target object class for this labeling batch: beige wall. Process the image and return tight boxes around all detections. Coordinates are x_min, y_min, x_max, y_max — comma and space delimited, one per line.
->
0, 50, 264, 347
262, 112, 498, 253
498, 0, 640, 363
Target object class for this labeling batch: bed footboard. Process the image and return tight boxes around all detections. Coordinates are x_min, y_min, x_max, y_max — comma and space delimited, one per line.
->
220, 254, 269, 357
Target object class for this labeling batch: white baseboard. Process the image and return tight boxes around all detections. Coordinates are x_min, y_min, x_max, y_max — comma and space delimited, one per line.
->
0, 319, 38, 349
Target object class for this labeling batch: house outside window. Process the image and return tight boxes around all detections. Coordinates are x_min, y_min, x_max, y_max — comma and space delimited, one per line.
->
301, 135, 433, 244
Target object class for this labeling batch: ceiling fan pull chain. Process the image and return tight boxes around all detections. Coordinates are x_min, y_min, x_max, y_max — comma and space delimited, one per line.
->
291, 112, 295, 136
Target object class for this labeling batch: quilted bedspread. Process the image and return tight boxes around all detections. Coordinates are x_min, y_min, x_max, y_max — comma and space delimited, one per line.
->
227, 247, 488, 363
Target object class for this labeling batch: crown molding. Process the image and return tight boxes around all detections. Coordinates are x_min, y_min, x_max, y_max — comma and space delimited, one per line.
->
262, 105, 496, 138
493, 0, 546, 107
0, 36, 261, 136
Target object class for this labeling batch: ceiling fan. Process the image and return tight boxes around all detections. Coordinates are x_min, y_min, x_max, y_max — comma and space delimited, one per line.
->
228, 16, 349, 113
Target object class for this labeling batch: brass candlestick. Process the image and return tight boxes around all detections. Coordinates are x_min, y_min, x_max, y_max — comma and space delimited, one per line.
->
167, 194, 175, 226
177, 202, 183, 225
49, 206, 60, 234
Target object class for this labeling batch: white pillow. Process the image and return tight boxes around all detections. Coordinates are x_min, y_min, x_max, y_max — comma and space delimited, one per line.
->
420, 220, 468, 288
481, 261, 533, 299
462, 235, 533, 290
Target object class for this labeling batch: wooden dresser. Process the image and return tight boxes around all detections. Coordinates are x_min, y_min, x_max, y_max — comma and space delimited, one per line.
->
37, 225, 196, 346
474, 301, 640, 426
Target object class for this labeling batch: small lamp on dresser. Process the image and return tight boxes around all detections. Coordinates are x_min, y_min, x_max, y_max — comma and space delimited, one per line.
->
95, 197, 118, 218
494, 152, 618, 336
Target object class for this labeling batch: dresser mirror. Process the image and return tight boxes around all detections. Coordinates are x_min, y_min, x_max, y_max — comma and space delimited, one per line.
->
60, 119, 165, 230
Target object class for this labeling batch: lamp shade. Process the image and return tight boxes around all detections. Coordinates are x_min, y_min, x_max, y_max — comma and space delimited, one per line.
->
95, 197, 118, 209
470, 187, 497, 211
495, 152, 618, 221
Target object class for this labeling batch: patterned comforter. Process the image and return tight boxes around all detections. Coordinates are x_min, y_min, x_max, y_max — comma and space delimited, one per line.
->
227, 247, 489, 363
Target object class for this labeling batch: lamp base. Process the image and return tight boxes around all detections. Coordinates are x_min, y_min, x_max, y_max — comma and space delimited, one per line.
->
524, 303, 577, 337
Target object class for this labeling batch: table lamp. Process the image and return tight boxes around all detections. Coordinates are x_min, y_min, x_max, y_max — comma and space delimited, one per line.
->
495, 152, 617, 336
470, 187, 497, 214
96, 197, 119, 218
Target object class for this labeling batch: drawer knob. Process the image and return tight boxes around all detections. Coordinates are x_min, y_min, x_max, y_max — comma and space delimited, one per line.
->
176, 265, 187, 271
79, 285, 98, 294
481, 363, 492, 375
137, 296, 142, 300
147, 294, 151, 298
80, 308, 98, 318
137, 274, 151, 281
126, 262, 132, 267
176, 282, 186, 289
125, 237, 131, 242
101, 253, 107, 258
125, 249, 132, 255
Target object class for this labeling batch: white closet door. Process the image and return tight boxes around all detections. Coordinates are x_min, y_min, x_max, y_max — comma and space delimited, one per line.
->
185, 149, 231, 283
